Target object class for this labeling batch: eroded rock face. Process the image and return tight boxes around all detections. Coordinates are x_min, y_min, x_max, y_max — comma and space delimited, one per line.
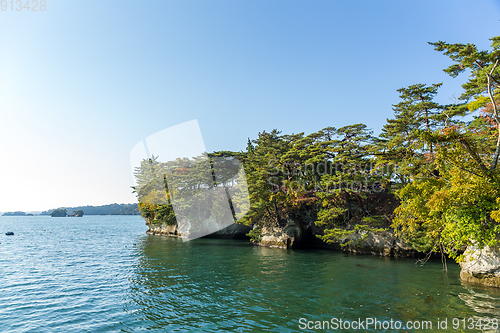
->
339, 230, 415, 257
259, 224, 301, 249
146, 220, 179, 236
257, 226, 415, 256
146, 216, 415, 257
145, 218, 251, 239
460, 245, 500, 288
257, 217, 304, 249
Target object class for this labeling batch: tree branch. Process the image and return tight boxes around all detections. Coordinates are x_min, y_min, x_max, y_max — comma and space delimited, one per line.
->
458, 137, 491, 177
486, 60, 500, 170
445, 157, 484, 179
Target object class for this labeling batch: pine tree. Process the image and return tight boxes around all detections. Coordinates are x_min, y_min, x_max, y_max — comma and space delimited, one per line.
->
378, 83, 445, 184
430, 36, 500, 172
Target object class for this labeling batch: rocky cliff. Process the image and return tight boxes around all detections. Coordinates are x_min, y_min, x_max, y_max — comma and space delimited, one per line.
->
145, 218, 252, 239
329, 230, 415, 257
256, 222, 415, 257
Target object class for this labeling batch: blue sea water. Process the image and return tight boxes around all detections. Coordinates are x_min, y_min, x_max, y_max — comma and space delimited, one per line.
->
1, 215, 500, 332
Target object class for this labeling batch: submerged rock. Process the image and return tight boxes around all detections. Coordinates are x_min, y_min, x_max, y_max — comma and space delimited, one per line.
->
460, 244, 500, 288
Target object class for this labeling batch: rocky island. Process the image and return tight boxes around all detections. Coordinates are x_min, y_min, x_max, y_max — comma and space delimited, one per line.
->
133, 34, 500, 289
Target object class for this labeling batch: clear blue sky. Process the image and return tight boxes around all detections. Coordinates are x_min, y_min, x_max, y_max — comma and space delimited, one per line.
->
1, 0, 499, 212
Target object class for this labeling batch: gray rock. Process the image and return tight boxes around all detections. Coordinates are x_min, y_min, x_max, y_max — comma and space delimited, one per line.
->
460, 244, 500, 288
144, 218, 251, 239
258, 221, 302, 249
146, 219, 179, 236
340, 230, 415, 257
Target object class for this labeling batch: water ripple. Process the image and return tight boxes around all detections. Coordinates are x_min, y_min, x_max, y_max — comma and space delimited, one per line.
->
2, 216, 500, 332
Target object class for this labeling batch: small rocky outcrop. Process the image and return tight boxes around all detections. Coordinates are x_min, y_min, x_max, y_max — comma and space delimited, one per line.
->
334, 230, 416, 257
460, 244, 500, 288
146, 220, 179, 236
258, 222, 303, 249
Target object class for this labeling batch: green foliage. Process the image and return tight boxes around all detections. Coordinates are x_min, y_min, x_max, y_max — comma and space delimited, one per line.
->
316, 228, 354, 245
133, 155, 177, 225
236, 129, 303, 227
133, 152, 248, 228
361, 215, 388, 228
430, 35, 500, 171
311, 124, 392, 243
393, 164, 500, 259
50, 208, 67, 217
247, 226, 262, 242
377, 83, 452, 184
382, 35, 500, 260
129, 35, 500, 259
316, 224, 387, 247
73, 210, 84, 217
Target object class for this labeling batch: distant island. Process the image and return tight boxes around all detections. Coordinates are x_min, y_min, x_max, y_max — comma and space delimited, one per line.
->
68, 210, 84, 217
49, 208, 83, 217
2, 211, 31, 216
41, 203, 139, 216
2, 203, 139, 217
50, 209, 67, 217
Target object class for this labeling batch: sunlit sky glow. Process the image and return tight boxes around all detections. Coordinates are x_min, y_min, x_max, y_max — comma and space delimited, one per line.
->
1, 0, 499, 212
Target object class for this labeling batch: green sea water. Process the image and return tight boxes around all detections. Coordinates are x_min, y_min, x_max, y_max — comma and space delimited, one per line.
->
1, 215, 500, 332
